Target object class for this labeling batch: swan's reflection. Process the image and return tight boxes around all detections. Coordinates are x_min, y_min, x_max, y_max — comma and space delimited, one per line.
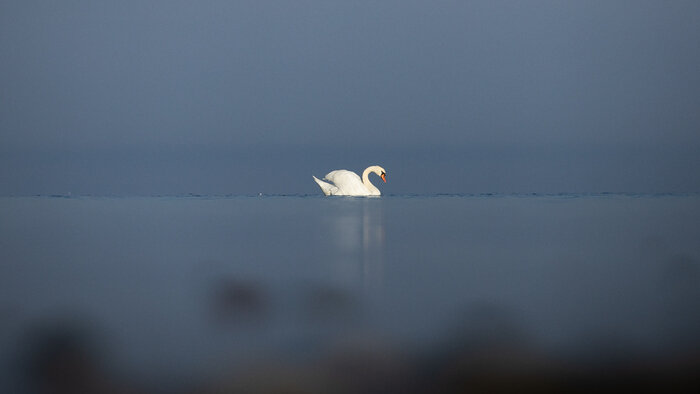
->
329, 199, 385, 289
362, 199, 385, 289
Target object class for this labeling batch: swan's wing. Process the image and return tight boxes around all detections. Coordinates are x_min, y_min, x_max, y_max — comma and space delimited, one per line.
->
313, 176, 338, 196
324, 170, 362, 185
324, 170, 368, 195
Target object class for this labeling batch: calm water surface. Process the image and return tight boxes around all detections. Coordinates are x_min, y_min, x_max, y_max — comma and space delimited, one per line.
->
1, 195, 699, 390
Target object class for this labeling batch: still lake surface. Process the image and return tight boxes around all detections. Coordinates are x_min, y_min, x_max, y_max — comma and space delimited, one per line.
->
1, 194, 699, 389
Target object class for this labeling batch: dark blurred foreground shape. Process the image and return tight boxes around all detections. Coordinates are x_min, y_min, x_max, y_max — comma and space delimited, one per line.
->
17, 320, 132, 394
14, 301, 699, 394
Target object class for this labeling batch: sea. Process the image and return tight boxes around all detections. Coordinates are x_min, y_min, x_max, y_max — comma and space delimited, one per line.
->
1, 194, 699, 392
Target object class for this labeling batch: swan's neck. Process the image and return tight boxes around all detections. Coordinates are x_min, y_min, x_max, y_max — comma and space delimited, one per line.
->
362, 167, 380, 195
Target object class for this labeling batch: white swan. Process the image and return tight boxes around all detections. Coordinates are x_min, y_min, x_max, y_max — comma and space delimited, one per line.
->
313, 165, 387, 196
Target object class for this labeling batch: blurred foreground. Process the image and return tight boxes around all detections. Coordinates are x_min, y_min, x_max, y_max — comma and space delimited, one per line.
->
10, 298, 700, 394
2, 195, 699, 393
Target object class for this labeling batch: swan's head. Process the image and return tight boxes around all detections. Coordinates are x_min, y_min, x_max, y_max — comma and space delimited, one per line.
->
372, 166, 387, 183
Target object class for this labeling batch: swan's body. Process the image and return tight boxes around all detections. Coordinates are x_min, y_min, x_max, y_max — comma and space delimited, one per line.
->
313, 166, 387, 196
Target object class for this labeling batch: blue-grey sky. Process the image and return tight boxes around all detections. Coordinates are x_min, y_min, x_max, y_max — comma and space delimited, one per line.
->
1, 0, 699, 194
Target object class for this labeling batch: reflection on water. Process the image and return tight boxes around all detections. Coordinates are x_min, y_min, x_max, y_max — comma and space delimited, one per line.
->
363, 199, 385, 289
328, 198, 385, 290
2, 195, 700, 392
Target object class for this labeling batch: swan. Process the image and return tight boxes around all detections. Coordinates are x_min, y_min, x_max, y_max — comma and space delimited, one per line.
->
313, 165, 387, 196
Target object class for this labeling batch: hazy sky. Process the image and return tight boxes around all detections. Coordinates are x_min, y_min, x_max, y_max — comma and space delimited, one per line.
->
1, 1, 699, 194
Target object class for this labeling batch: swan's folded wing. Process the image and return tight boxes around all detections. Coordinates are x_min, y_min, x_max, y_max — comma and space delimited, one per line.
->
324, 170, 368, 195
324, 170, 362, 185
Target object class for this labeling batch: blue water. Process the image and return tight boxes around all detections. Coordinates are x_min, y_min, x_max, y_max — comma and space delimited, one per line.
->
1, 194, 699, 390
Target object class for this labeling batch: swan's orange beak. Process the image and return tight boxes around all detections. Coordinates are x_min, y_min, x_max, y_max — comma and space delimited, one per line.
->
381, 173, 386, 183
